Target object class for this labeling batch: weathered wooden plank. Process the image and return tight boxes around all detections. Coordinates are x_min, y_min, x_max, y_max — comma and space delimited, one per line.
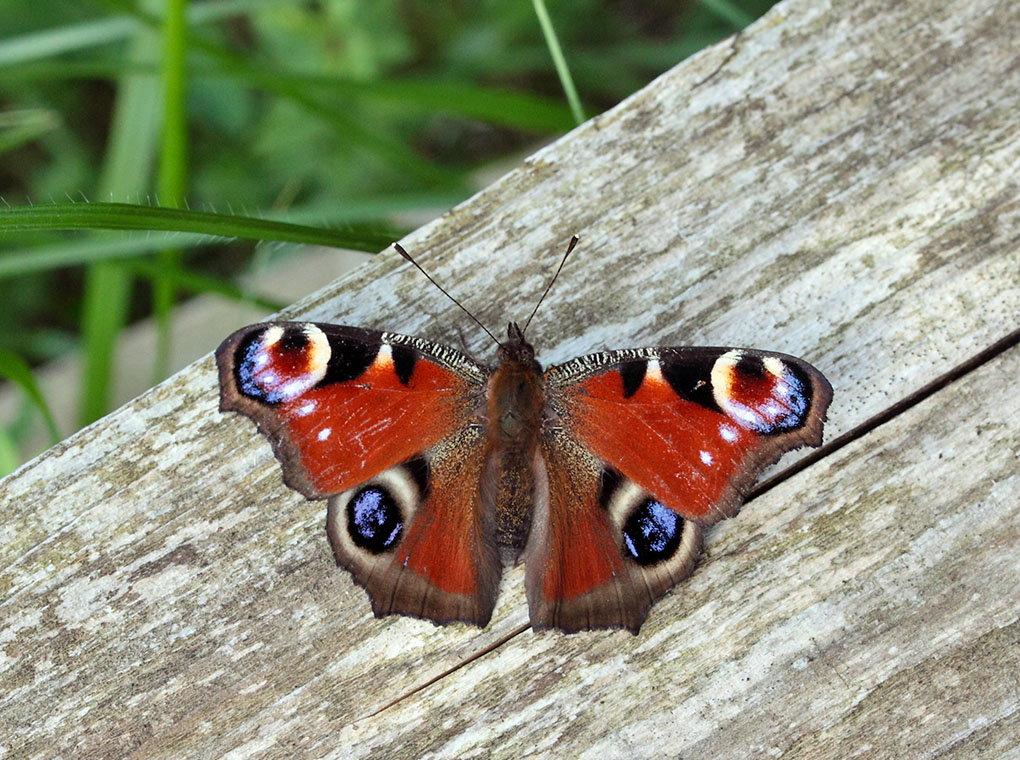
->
1, 0, 1019, 757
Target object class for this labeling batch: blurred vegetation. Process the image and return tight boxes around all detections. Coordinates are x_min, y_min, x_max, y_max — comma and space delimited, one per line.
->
0, 0, 775, 472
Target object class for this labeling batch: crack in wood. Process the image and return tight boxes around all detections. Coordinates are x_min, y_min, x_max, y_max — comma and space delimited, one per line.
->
356, 622, 531, 721
693, 30, 744, 90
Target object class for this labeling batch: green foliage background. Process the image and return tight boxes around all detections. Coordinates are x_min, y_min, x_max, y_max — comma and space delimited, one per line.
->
0, 0, 774, 472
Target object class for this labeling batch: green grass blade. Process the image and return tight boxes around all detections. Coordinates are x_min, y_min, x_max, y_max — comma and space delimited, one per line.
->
0, 203, 397, 252
530, 0, 585, 125
0, 17, 139, 68
79, 4, 162, 428
80, 262, 131, 426
294, 76, 575, 133
0, 235, 286, 310
3, 61, 576, 134
0, 348, 61, 445
154, 0, 190, 383
0, 233, 205, 278
0, 188, 446, 279
0, 426, 19, 477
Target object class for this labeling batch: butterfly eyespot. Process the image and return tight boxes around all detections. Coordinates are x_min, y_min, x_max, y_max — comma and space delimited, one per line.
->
234, 324, 331, 404
622, 499, 684, 566
325, 459, 429, 567
711, 351, 811, 434
347, 487, 404, 553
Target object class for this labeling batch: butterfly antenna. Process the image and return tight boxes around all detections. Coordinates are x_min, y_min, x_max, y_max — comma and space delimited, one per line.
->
522, 234, 579, 335
392, 242, 502, 347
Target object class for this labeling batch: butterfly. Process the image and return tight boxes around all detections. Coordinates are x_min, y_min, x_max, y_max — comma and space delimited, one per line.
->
216, 239, 833, 633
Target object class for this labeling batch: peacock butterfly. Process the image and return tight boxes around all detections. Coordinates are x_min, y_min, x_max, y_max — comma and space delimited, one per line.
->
216, 239, 833, 633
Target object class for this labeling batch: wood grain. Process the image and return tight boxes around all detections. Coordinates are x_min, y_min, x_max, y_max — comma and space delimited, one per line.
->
2, 0, 1018, 757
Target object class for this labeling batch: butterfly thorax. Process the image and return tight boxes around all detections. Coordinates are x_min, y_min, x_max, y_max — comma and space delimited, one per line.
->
485, 322, 545, 553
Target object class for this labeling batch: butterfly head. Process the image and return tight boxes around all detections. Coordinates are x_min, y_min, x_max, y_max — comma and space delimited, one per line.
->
498, 321, 540, 371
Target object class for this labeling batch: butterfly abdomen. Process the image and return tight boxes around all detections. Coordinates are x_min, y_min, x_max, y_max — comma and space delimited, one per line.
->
485, 345, 545, 554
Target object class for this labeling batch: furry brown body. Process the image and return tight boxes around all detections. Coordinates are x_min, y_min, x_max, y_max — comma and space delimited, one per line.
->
485, 322, 544, 554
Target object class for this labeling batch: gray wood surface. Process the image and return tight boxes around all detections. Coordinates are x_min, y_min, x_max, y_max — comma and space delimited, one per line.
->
2, 0, 1019, 757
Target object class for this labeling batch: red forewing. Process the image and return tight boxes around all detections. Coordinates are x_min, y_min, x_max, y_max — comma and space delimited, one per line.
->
547, 347, 832, 525
217, 322, 486, 498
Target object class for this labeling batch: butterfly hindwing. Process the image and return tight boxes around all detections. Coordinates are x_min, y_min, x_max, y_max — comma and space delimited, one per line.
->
525, 346, 833, 632
524, 432, 704, 632
216, 321, 502, 625
325, 429, 502, 626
